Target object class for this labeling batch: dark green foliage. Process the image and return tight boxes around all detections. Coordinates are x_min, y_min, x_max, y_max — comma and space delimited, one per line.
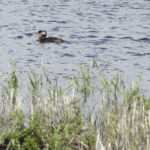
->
0, 104, 96, 150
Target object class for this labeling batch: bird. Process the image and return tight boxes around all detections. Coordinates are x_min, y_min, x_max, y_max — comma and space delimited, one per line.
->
37, 30, 65, 43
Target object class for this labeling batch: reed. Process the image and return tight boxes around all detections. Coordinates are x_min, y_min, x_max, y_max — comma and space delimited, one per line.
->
0, 60, 149, 150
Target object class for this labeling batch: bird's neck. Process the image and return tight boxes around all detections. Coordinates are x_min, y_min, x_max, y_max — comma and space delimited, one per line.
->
41, 34, 46, 38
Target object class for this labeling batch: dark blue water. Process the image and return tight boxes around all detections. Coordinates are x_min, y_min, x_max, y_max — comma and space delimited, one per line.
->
0, 0, 150, 96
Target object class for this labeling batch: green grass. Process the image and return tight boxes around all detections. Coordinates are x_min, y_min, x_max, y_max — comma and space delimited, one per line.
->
0, 60, 149, 150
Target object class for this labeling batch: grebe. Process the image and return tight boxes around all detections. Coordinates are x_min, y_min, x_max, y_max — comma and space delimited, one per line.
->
37, 30, 65, 43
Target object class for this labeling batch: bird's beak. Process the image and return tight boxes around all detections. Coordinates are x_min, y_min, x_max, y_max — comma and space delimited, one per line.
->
37, 33, 40, 36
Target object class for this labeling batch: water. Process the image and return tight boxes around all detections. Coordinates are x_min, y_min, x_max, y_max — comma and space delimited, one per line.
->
0, 0, 150, 96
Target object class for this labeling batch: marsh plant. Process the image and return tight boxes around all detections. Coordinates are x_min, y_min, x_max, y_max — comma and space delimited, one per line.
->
96, 73, 150, 150
0, 60, 149, 150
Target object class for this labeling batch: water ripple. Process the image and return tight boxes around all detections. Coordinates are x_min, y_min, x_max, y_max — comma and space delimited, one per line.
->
61, 53, 75, 57
0, 0, 149, 95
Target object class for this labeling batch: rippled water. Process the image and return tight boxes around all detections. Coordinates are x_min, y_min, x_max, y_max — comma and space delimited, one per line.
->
0, 0, 150, 95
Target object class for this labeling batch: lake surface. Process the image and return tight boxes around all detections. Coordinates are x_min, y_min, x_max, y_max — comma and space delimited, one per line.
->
0, 0, 150, 96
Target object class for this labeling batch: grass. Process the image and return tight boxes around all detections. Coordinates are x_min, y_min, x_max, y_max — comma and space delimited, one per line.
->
0, 60, 149, 150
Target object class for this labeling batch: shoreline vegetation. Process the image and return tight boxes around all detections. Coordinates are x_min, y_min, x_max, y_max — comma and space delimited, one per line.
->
0, 60, 150, 150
